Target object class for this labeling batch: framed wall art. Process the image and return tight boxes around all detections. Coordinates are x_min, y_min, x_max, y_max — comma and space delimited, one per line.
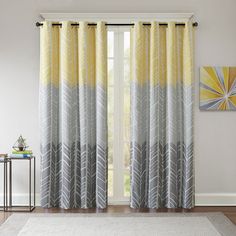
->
200, 66, 236, 110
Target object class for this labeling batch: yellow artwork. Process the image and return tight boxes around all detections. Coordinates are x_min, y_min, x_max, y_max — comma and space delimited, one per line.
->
200, 67, 236, 110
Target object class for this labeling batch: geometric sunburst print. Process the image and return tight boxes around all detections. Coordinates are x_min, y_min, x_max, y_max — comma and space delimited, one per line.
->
200, 66, 236, 110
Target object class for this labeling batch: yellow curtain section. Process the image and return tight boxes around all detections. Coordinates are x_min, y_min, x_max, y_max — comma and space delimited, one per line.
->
96, 22, 107, 87
40, 21, 107, 88
61, 21, 78, 87
183, 21, 194, 86
131, 23, 149, 85
166, 22, 177, 86
40, 21, 60, 87
79, 22, 96, 87
131, 21, 193, 86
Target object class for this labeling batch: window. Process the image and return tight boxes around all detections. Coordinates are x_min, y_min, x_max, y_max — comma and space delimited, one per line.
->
107, 27, 130, 203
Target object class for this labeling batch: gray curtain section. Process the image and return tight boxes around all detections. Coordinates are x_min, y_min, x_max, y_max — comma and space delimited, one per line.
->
40, 85, 108, 209
40, 22, 108, 209
130, 22, 194, 209
40, 86, 107, 209
130, 83, 194, 208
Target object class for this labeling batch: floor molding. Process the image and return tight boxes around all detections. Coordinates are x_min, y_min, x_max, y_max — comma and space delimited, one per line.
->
1, 193, 236, 206
195, 193, 236, 206
0, 193, 40, 206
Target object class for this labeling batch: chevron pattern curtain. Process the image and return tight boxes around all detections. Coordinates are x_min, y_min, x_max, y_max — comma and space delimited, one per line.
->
40, 21, 108, 209
130, 22, 194, 209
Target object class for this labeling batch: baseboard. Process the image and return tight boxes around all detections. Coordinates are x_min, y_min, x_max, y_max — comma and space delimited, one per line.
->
0, 193, 41, 206
0, 193, 236, 207
195, 193, 236, 206
110, 194, 236, 206
108, 199, 129, 205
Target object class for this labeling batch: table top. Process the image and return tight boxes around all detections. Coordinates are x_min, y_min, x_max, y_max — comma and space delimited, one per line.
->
7, 156, 35, 160
0, 155, 35, 162
0, 154, 7, 157
0, 158, 11, 163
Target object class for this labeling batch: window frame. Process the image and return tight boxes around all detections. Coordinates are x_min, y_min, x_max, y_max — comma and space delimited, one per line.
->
108, 26, 130, 205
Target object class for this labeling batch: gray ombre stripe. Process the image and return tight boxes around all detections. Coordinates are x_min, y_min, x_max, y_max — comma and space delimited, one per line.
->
130, 82, 194, 209
40, 83, 108, 209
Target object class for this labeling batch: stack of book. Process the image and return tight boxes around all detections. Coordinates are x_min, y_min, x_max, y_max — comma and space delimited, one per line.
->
0, 154, 7, 161
9, 150, 33, 158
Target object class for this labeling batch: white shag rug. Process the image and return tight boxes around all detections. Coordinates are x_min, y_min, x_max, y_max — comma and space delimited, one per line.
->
0, 213, 235, 236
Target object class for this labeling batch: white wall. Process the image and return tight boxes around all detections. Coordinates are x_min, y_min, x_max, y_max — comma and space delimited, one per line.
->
0, 0, 236, 205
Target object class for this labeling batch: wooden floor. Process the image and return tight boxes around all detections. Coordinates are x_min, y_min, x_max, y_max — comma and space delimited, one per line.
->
1, 206, 236, 225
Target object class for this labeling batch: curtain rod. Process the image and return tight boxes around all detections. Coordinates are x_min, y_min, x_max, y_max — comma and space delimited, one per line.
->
36, 22, 198, 27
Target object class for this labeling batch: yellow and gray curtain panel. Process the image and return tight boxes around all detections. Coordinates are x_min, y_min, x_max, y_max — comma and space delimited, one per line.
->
130, 22, 194, 208
40, 21, 108, 209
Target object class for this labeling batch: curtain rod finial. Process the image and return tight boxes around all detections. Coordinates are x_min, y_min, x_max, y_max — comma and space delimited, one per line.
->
193, 22, 198, 27
36, 22, 42, 27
